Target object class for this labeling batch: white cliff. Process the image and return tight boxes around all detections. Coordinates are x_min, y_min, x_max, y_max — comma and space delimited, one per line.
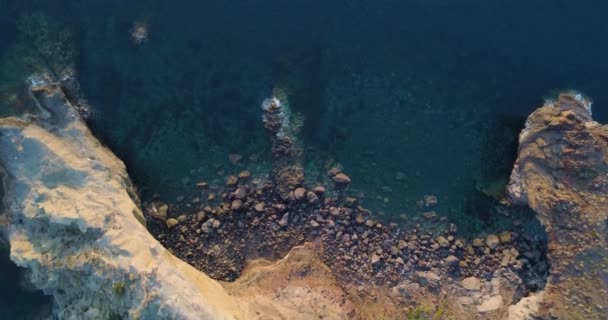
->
0, 80, 245, 319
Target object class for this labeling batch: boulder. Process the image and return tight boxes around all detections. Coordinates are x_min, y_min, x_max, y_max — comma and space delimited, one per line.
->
294, 187, 306, 201
462, 277, 481, 291
331, 173, 351, 185
436, 236, 450, 248
166, 218, 179, 229
485, 235, 500, 250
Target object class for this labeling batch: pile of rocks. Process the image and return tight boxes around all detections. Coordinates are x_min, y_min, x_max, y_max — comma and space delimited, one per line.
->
145, 167, 548, 300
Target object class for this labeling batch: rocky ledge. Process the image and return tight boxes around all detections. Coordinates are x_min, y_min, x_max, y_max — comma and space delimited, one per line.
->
507, 92, 608, 319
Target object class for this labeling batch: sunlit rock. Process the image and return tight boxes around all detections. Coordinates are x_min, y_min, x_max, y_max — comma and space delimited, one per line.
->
507, 92, 608, 319
0, 79, 243, 319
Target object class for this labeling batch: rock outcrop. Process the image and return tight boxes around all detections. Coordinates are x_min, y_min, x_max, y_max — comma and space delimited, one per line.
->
0, 79, 246, 319
0, 78, 358, 319
508, 92, 608, 319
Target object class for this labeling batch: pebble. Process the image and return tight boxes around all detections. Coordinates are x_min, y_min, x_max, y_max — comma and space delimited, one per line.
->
462, 276, 481, 291
341, 233, 351, 243
212, 219, 221, 229
371, 254, 381, 265
234, 187, 247, 200
436, 236, 450, 248
486, 235, 500, 250
306, 191, 320, 204
254, 202, 265, 212
278, 212, 290, 227
294, 188, 306, 201
196, 182, 209, 189
310, 220, 320, 228
355, 213, 365, 224
390, 246, 399, 256
201, 224, 212, 234
422, 211, 437, 220
151, 204, 168, 221
330, 207, 341, 217
225, 176, 238, 186
499, 231, 512, 243
196, 211, 206, 222
231, 200, 243, 211
397, 240, 407, 250
473, 238, 484, 247
313, 186, 326, 195
238, 170, 251, 179
332, 173, 352, 185
445, 255, 459, 266
327, 167, 341, 177
166, 218, 179, 229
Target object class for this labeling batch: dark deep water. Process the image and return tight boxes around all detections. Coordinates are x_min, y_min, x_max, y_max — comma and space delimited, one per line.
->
1, 0, 607, 317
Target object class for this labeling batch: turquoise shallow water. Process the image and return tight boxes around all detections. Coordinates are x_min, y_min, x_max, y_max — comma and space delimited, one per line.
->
0, 0, 607, 317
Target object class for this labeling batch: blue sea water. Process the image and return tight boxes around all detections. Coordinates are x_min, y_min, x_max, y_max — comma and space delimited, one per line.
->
1, 0, 607, 317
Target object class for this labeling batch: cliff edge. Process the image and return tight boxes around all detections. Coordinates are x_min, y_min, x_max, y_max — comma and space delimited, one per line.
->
508, 92, 608, 319
0, 79, 246, 319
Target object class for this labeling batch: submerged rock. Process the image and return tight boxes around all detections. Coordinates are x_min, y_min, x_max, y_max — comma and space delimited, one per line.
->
331, 173, 352, 186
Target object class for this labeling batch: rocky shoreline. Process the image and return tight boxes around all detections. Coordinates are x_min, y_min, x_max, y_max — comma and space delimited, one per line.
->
1, 76, 605, 319
145, 92, 550, 318
147, 170, 549, 316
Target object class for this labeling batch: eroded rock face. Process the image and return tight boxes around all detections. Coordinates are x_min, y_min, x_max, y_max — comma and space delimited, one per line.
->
508, 93, 608, 319
0, 81, 243, 319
